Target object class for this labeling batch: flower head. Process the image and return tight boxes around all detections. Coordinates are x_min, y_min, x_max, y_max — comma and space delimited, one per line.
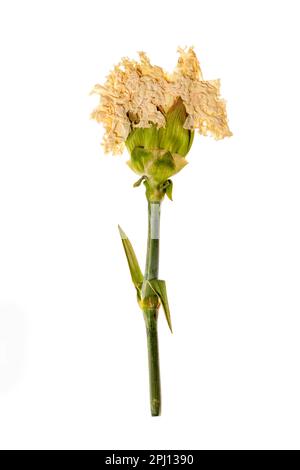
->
91, 47, 232, 201
91, 47, 232, 155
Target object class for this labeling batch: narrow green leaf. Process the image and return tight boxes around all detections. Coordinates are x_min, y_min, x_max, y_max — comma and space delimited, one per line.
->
118, 225, 143, 289
149, 279, 173, 333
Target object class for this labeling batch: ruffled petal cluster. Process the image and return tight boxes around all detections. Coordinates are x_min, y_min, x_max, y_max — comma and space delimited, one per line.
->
91, 47, 232, 154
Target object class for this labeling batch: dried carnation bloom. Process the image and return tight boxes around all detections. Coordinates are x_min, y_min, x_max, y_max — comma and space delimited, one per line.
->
91, 47, 232, 155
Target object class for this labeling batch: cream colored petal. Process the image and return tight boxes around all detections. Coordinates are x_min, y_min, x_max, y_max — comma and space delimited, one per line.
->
174, 47, 203, 80
91, 47, 232, 154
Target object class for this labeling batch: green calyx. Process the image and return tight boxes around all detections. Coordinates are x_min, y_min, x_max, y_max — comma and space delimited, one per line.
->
125, 98, 194, 201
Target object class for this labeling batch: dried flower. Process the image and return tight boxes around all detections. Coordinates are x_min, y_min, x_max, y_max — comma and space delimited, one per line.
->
91, 47, 232, 155
90, 47, 233, 417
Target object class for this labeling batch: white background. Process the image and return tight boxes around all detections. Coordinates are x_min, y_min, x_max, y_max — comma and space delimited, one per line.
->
0, 0, 300, 450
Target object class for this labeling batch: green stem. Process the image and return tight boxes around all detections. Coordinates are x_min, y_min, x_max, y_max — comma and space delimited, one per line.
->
144, 309, 161, 416
144, 201, 161, 416
145, 202, 160, 279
